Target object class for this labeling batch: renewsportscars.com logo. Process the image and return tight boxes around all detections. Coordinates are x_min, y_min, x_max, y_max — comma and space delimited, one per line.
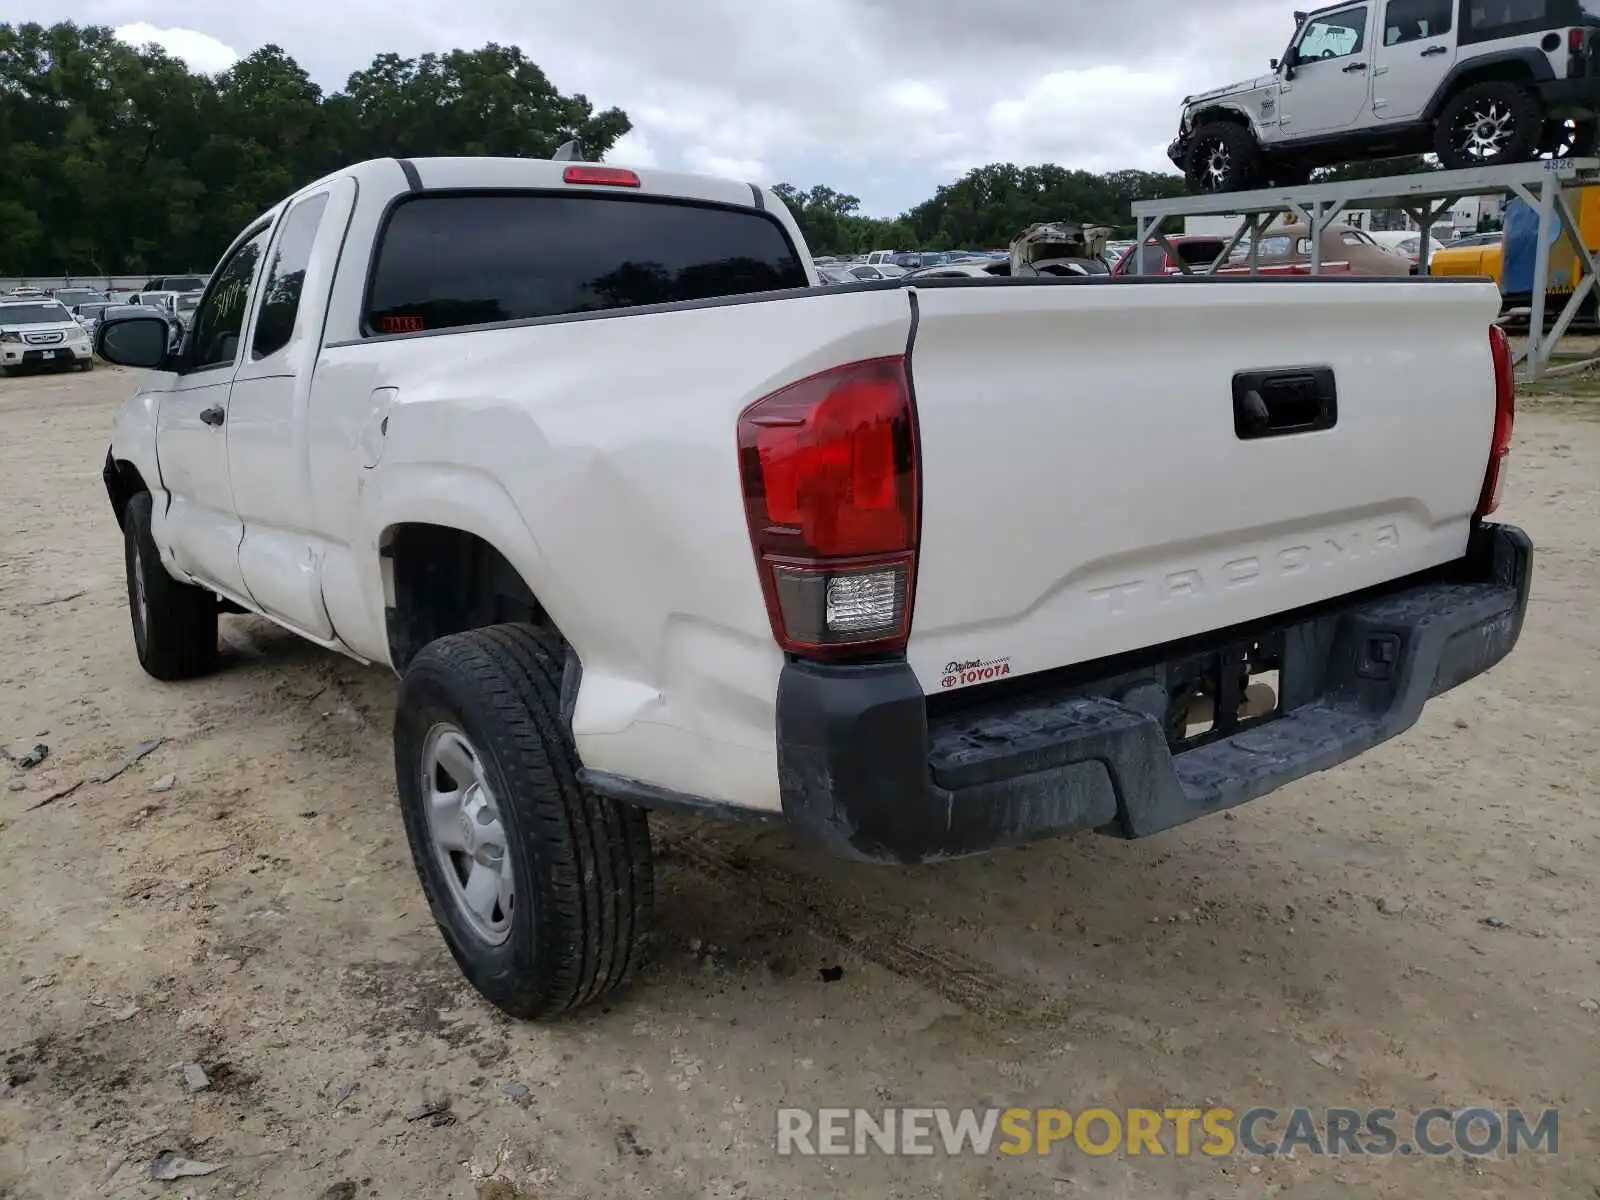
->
775, 1106, 1560, 1159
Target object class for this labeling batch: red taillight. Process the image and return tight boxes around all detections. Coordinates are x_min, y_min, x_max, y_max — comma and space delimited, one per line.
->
1571, 27, 1587, 51
562, 165, 641, 188
737, 357, 920, 658
1478, 324, 1516, 518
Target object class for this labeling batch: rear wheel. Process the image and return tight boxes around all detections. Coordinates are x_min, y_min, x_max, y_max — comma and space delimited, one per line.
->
1183, 123, 1259, 193
1542, 117, 1598, 159
122, 491, 219, 680
1435, 81, 1542, 169
394, 624, 654, 1020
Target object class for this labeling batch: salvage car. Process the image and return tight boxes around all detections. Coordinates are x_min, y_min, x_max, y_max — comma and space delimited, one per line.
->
1170, 0, 1600, 192
1428, 229, 1506, 286
1008, 221, 1115, 276
1229, 222, 1412, 274
96, 154, 1530, 1019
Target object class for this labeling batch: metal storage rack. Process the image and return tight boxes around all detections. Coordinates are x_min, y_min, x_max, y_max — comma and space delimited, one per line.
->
1129, 159, 1600, 379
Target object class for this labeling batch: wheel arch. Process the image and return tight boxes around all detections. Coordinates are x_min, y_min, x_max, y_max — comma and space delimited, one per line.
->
1188, 104, 1261, 141
1423, 50, 1553, 123
380, 521, 563, 675
102, 450, 149, 530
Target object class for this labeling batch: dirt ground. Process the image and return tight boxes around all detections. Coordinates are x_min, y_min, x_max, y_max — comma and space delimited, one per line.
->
0, 368, 1596, 1200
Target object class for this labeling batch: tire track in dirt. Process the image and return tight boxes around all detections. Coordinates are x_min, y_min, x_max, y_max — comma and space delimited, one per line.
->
660, 828, 1075, 1026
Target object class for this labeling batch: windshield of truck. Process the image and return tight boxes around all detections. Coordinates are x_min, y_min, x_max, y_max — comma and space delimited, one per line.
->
364, 193, 808, 335
0, 303, 71, 325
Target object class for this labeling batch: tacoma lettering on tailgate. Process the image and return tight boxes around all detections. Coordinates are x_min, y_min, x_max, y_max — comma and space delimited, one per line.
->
1088, 524, 1401, 617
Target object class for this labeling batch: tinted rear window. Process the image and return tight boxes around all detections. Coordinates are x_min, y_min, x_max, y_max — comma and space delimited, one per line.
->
365, 193, 806, 335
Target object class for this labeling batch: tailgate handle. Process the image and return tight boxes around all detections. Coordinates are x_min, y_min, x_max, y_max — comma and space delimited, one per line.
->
1232, 367, 1337, 440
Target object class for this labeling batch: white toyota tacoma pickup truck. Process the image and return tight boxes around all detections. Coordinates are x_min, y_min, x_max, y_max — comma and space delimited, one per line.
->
96, 155, 1532, 1019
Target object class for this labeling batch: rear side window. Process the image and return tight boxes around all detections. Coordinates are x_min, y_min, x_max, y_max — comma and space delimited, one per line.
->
253, 192, 329, 359
365, 193, 806, 336
1463, 0, 1553, 42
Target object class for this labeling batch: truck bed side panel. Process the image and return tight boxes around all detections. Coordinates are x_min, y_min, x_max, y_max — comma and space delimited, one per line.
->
314, 286, 914, 810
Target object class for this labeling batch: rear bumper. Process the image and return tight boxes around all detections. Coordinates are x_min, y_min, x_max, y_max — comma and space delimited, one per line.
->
776, 523, 1532, 864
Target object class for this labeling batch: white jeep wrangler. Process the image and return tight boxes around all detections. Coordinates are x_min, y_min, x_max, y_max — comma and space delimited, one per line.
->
1170, 0, 1600, 192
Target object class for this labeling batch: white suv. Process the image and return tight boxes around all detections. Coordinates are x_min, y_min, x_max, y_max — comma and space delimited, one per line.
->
1170, 0, 1600, 192
0, 298, 95, 374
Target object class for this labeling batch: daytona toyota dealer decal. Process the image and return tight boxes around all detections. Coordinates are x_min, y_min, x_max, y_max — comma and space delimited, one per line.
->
941, 657, 1012, 689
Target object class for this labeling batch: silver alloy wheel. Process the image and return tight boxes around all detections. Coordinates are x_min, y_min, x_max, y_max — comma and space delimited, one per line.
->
131, 542, 149, 641
421, 723, 515, 944
1457, 100, 1514, 158
1201, 140, 1232, 190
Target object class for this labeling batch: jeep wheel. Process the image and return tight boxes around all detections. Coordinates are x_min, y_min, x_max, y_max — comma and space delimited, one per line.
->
394, 624, 655, 1020
123, 491, 219, 680
1183, 123, 1259, 194
1435, 81, 1542, 169
1542, 118, 1597, 159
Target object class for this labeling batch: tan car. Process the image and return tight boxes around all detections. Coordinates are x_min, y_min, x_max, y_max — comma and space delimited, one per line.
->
1231, 223, 1410, 277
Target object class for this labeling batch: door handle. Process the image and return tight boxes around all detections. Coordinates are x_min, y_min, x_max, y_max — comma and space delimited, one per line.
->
1233, 368, 1338, 439
1420, 44, 1448, 56
200, 405, 225, 427
1342, 61, 1367, 73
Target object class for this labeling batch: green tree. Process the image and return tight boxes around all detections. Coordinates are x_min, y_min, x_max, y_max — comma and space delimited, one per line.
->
0, 21, 632, 274
336, 44, 628, 162
904, 163, 1187, 246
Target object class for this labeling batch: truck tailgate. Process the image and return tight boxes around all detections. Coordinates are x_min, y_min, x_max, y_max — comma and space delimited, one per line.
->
904, 278, 1502, 694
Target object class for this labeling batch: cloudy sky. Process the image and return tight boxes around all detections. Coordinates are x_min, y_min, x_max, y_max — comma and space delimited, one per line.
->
24, 0, 1296, 215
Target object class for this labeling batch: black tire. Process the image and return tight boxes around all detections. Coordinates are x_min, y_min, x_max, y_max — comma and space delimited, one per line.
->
1542, 117, 1597, 158
1183, 122, 1259, 193
1434, 81, 1542, 169
122, 491, 219, 681
394, 624, 654, 1020
78, 359, 93, 372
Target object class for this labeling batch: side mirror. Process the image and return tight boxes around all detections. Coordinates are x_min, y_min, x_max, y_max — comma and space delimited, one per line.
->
1271, 57, 1280, 69
97, 315, 173, 369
